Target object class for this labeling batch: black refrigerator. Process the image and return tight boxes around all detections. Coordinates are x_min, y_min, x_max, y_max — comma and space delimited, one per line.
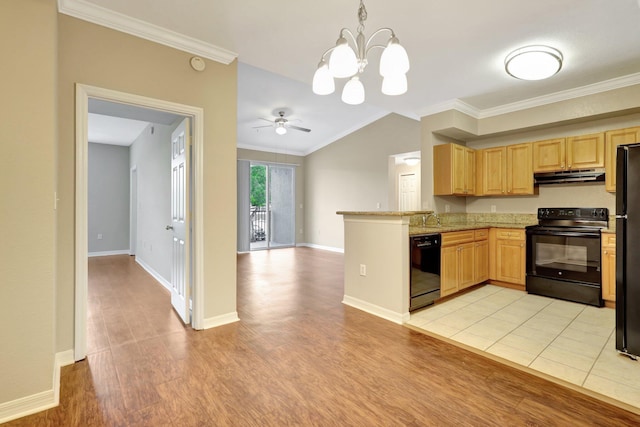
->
616, 143, 640, 358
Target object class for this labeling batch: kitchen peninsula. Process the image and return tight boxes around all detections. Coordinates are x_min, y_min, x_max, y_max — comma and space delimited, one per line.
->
337, 211, 432, 324
338, 211, 537, 324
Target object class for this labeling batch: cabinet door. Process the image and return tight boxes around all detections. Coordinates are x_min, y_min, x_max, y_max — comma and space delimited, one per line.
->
602, 234, 616, 302
602, 247, 616, 302
458, 243, 475, 290
566, 132, 604, 170
451, 144, 467, 195
507, 143, 533, 195
496, 239, 526, 285
474, 239, 489, 284
481, 147, 506, 195
440, 245, 459, 297
533, 138, 565, 172
605, 127, 640, 192
464, 147, 476, 195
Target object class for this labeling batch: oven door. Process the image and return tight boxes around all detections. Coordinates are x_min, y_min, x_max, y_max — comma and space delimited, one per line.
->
526, 227, 601, 285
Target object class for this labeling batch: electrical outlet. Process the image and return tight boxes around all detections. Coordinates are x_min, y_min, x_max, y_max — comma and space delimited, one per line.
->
97, 234, 103, 240
491, 205, 497, 213
376, 202, 381, 209
359, 264, 367, 276
445, 204, 450, 213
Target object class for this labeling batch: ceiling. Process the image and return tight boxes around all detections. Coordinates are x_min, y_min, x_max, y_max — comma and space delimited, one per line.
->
64, 0, 640, 155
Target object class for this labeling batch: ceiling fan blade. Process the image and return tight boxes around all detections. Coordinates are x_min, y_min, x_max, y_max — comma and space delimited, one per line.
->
258, 117, 274, 123
252, 125, 274, 129
288, 125, 311, 133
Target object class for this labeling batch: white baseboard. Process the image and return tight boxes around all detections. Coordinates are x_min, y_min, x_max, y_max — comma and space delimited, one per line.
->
297, 243, 344, 253
0, 350, 75, 424
88, 249, 130, 257
342, 295, 409, 325
135, 257, 172, 292
202, 311, 240, 330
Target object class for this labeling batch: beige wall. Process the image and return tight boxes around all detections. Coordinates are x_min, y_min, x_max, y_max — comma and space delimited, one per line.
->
305, 113, 421, 250
237, 148, 305, 243
0, 0, 57, 404
422, 88, 640, 215
56, 16, 238, 351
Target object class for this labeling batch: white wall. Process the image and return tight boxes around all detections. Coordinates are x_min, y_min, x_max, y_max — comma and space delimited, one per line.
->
305, 113, 421, 250
130, 122, 176, 282
88, 143, 130, 254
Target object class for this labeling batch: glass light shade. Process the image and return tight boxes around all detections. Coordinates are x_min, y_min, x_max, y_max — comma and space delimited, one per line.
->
381, 73, 407, 96
505, 45, 563, 80
329, 37, 359, 78
312, 62, 335, 95
275, 124, 287, 135
404, 157, 420, 166
341, 76, 365, 105
379, 37, 410, 76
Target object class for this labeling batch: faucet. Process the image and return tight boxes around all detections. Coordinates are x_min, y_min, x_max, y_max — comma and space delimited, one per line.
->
423, 212, 441, 227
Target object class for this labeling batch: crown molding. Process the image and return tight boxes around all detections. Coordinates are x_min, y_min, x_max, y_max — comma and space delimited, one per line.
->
418, 99, 480, 119
478, 72, 640, 118
420, 72, 640, 120
57, 0, 238, 64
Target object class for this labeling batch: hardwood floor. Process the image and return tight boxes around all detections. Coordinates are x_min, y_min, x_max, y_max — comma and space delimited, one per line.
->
7, 248, 640, 426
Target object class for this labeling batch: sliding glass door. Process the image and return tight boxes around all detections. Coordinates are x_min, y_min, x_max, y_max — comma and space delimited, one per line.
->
250, 163, 295, 250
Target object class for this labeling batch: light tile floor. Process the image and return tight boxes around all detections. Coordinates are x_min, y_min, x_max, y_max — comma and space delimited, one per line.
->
407, 285, 640, 410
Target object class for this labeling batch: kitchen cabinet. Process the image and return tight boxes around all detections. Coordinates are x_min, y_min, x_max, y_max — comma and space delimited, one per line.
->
440, 229, 488, 297
605, 126, 640, 192
474, 229, 489, 284
602, 232, 616, 303
434, 143, 476, 196
477, 143, 533, 196
532, 133, 604, 172
490, 228, 526, 286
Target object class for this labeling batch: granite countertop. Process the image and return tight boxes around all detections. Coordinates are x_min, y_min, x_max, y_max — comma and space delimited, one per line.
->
337, 210, 433, 216
409, 222, 536, 236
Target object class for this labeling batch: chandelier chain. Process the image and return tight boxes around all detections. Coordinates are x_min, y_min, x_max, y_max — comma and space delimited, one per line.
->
357, 0, 367, 33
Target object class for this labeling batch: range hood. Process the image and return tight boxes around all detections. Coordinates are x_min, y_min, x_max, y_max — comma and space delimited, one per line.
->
534, 168, 605, 185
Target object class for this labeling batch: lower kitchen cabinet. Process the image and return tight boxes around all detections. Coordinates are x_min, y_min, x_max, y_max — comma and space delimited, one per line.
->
490, 229, 526, 286
440, 229, 488, 297
602, 233, 616, 302
474, 234, 489, 284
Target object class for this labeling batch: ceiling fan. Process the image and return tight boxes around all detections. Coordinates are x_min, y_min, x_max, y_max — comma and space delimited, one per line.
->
254, 111, 311, 135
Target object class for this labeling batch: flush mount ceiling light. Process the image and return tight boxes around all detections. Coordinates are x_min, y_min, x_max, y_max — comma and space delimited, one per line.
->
505, 45, 563, 81
404, 157, 420, 166
312, 0, 410, 105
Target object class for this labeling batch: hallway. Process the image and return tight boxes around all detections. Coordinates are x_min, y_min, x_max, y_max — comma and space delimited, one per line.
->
7, 249, 640, 425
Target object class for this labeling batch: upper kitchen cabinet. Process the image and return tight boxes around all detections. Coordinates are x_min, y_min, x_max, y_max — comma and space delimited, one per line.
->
532, 133, 604, 172
434, 143, 476, 196
477, 143, 533, 196
532, 138, 565, 172
605, 126, 640, 192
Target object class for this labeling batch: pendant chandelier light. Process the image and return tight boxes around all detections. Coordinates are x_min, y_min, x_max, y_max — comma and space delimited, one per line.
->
312, 0, 410, 105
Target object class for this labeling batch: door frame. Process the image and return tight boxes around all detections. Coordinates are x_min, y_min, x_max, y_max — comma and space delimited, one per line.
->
130, 165, 137, 256
74, 83, 205, 361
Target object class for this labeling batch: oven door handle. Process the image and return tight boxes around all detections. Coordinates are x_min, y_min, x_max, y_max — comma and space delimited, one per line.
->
526, 229, 601, 238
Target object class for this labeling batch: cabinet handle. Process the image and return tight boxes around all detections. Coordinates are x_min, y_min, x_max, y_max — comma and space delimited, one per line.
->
604, 250, 608, 255
520, 243, 524, 248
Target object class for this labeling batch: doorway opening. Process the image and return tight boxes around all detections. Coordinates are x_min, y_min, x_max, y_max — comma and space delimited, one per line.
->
249, 162, 296, 250
75, 84, 205, 361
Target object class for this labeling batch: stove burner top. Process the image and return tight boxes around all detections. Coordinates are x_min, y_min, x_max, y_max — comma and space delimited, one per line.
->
535, 207, 608, 229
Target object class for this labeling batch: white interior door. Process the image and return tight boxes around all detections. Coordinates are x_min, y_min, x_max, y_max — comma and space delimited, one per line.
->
399, 173, 418, 211
170, 118, 191, 323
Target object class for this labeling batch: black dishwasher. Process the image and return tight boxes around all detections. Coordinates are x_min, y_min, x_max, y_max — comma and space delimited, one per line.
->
410, 234, 441, 311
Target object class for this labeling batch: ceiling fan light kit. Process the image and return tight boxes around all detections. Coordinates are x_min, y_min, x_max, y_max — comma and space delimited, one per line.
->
312, 0, 410, 105
505, 45, 563, 80
253, 111, 312, 135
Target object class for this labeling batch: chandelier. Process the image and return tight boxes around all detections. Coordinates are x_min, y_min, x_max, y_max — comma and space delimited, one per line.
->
312, 0, 410, 105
